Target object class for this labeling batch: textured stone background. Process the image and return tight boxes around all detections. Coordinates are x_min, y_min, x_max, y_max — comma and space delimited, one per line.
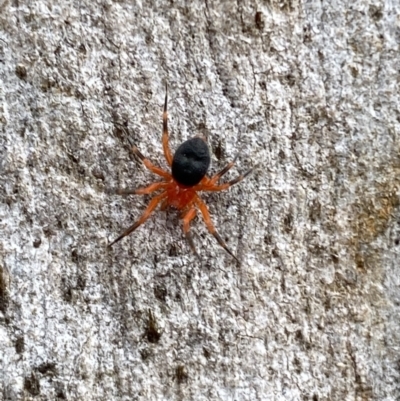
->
1, 0, 399, 400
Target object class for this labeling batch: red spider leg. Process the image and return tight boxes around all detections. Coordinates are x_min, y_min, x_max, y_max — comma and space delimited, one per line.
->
160, 198, 169, 211
114, 182, 168, 195
195, 195, 239, 261
132, 146, 171, 180
162, 86, 173, 166
195, 168, 253, 192
209, 155, 239, 185
108, 192, 167, 247
182, 208, 200, 259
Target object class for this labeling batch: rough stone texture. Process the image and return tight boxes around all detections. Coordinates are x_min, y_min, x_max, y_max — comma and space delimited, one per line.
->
0, 0, 399, 400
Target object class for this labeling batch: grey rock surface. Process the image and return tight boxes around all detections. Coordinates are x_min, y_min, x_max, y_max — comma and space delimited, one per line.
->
1, 1, 399, 400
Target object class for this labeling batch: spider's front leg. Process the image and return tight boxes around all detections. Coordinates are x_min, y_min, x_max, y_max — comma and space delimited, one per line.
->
113, 182, 168, 196
108, 192, 167, 247
182, 208, 200, 260
195, 196, 239, 262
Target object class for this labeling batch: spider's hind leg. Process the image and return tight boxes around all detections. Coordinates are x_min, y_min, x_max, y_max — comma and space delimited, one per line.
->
210, 154, 239, 184
200, 168, 253, 192
162, 85, 173, 166
225, 168, 253, 187
112, 123, 171, 179
132, 146, 171, 179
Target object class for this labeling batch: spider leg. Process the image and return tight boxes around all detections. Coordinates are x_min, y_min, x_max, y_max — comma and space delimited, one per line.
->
223, 167, 253, 187
132, 146, 171, 179
160, 198, 169, 211
108, 192, 167, 247
182, 208, 200, 260
162, 85, 174, 166
111, 122, 170, 179
113, 182, 168, 195
209, 155, 239, 184
195, 195, 239, 262
195, 168, 253, 192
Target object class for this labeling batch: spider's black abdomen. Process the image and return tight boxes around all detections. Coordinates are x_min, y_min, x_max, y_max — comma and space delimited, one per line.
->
172, 137, 211, 187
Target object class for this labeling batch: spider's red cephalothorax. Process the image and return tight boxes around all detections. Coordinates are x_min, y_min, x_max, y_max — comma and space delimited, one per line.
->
108, 87, 252, 260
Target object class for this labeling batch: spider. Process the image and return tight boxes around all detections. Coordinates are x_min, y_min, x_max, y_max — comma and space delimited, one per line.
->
108, 88, 252, 260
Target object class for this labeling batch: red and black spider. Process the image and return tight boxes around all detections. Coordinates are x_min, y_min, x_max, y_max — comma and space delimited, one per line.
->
108, 88, 252, 260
